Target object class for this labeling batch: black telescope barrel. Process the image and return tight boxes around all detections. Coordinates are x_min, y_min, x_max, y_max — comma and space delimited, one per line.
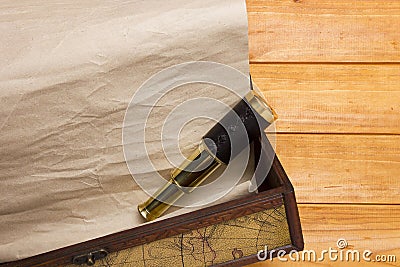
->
202, 92, 271, 165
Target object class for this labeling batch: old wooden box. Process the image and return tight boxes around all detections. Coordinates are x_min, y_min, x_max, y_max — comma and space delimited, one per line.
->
2, 139, 303, 267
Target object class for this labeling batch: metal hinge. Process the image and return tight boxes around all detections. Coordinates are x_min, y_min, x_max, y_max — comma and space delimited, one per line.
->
72, 249, 108, 266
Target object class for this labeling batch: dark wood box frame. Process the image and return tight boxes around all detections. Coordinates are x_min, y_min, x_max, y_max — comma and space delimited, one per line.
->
2, 140, 303, 267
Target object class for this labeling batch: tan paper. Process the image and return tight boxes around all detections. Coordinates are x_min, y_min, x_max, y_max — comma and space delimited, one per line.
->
0, 0, 250, 262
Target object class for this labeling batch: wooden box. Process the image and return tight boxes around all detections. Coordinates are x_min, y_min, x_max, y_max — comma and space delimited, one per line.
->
2, 140, 303, 267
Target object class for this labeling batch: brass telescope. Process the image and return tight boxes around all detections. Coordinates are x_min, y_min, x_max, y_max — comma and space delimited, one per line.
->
138, 89, 277, 221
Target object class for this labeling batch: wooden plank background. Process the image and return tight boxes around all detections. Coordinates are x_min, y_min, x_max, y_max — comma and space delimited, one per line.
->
246, 0, 400, 266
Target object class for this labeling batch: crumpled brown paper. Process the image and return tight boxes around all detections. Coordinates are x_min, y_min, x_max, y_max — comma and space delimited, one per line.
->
0, 0, 250, 262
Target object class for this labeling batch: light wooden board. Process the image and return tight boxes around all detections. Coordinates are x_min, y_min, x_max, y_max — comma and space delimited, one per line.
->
246, 0, 400, 266
251, 204, 400, 266
250, 64, 400, 134
251, 63, 400, 92
274, 134, 400, 204
247, 0, 400, 62
263, 90, 400, 134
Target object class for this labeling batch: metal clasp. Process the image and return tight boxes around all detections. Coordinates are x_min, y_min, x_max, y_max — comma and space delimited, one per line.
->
72, 249, 108, 266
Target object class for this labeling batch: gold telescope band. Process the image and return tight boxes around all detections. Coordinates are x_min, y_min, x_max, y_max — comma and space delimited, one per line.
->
244, 90, 277, 124
138, 141, 222, 221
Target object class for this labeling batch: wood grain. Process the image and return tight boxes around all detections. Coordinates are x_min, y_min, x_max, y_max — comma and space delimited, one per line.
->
251, 204, 400, 266
250, 64, 400, 134
274, 134, 400, 204
247, 0, 400, 266
264, 90, 399, 134
247, 0, 400, 15
247, 0, 400, 62
251, 63, 400, 92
